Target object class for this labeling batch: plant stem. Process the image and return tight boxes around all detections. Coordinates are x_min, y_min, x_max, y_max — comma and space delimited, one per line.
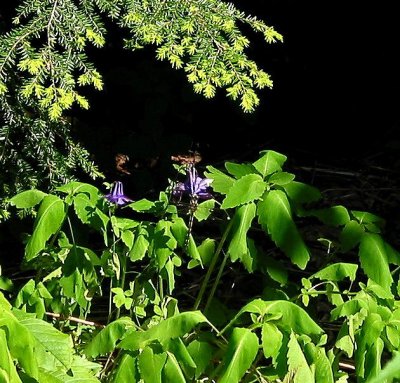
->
204, 249, 229, 314
193, 218, 233, 311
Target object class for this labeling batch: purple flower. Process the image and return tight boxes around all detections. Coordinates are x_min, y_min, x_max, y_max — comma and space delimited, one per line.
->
105, 181, 132, 206
173, 166, 213, 200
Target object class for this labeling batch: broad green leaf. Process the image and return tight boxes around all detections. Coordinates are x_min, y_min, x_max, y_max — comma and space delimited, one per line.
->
194, 199, 215, 221
253, 150, 287, 178
310, 263, 358, 282
359, 233, 393, 292
335, 323, 354, 358
283, 181, 321, 204
287, 332, 314, 383
258, 190, 310, 269
118, 311, 208, 351
268, 171, 295, 186
386, 325, 400, 348
351, 210, 385, 226
303, 342, 333, 383
384, 241, 400, 265
331, 299, 369, 320
85, 317, 134, 358
138, 347, 167, 383
18, 315, 73, 370
228, 203, 256, 262
221, 174, 266, 209
308, 205, 350, 226
340, 220, 364, 251
187, 340, 214, 379
0, 329, 22, 383
232, 299, 323, 337
130, 230, 149, 262
0, 309, 38, 379
224, 162, 255, 178
56, 182, 100, 202
204, 166, 235, 194
25, 195, 66, 261
162, 352, 186, 383
219, 328, 259, 383
164, 258, 175, 294
73, 193, 109, 232
9, 189, 47, 208
164, 338, 196, 378
129, 198, 155, 212
261, 322, 283, 363
189, 238, 215, 268
363, 337, 384, 381
368, 351, 400, 383
111, 354, 138, 383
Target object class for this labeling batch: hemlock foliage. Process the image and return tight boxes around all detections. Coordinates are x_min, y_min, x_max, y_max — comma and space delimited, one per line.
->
0, 0, 283, 219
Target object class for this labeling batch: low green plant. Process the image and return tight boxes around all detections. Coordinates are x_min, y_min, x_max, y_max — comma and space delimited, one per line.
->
1, 149, 400, 382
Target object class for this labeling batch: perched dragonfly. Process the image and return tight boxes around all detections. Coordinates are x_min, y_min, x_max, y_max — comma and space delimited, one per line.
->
170, 152, 213, 249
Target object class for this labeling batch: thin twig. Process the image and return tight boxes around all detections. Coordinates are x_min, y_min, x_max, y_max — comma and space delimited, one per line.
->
45, 312, 105, 328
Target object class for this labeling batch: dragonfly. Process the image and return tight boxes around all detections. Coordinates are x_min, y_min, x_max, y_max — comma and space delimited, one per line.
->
170, 152, 214, 250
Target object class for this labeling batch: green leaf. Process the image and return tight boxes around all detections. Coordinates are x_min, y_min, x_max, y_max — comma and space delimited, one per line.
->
187, 340, 214, 379
18, 314, 73, 370
258, 190, 310, 269
359, 233, 393, 292
232, 299, 323, 337
261, 322, 283, 363
252, 150, 287, 178
331, 299, 368, 320
287, 332, 314, 383
85, 317, 134, 358
129, 199, 155, 212
303, 342, 333, 383
308, 205, 350, 226
111, 354, 138, 383
221, 174, 266, 209
129, 227, 149, 262
283, 181, 322, 204
9, 189, 47, 208
340, 220, 365, 251
268, 171, 295, 186
204, 166, 235, 194
224, 162, 255, 178
194, 199, 215, 221
0, 309, 38, 379
368, 351, 400, 383
56, 182, 100, 202
25, 195, 66, 261
119, 311, 208, 351
335, 323, 354, 358
0, 329, 22, 383
310, 263, 358, 282
162, 352, 186, 383
219, 328, 259, 383
164, 338, 196, 378
351, 210, 385, 226
138, 347, 167, 383
228, 203, 256, 262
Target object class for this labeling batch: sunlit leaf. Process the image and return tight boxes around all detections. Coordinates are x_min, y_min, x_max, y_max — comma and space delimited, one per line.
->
219, 328, 259, 383
9, 189, 47, 209
252, 150, 287, 178
118, 311, 208, 351
359, 233, 393, 292
258, 190, 310, 269
25, 195, 66, 261
221, 174, 266, 209
228, 203, 256, 262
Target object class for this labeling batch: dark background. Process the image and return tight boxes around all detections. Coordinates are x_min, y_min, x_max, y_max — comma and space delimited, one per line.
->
70, 1, 400, 177
1, 1, 400, 194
